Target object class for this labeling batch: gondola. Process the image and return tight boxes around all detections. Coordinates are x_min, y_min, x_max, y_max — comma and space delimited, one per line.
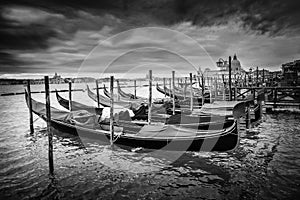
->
87, 85, 142, 110
56, 90, 103, 115
77, 87, 234, 126
86, 85, 168, 120
62, 88, 233, 127
103, 84, 147, 104
193, 100, 246, 119
156, 83, 209, 107
25, 91, 239, 152
116, 81, 137, 99
117, 82, 149, 101
156, 83, 210, 102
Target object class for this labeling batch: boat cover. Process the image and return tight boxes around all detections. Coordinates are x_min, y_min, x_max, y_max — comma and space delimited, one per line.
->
136, 123, 227, 138
193, 101, 245, 118
29, 95, 100, 128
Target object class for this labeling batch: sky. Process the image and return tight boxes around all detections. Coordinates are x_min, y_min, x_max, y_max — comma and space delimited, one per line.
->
0, 0, 299, 78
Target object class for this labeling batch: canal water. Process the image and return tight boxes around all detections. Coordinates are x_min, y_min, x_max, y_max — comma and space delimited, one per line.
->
0, 83, 299, 199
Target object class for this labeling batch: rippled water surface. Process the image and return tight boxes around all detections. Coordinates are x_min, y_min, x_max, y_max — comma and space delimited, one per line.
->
0, 84, 299, 199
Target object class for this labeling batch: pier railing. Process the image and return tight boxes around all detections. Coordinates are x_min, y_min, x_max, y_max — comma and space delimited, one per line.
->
234, 86, 300, 108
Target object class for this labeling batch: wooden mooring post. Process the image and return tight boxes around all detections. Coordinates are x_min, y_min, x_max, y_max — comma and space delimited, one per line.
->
148, 70, 152, 124
274, 87, 277, 109
184, 77, 187, 100
96, 80, 100, 107
245, 105, 251, 130
222, 74, 225, 100
262, 69, 265, 84
27, 80, 34, 134
44, 76, 54, 176
189, 73, 193, 111
163, 78, 166, 97
134, 80, 137, 99
68, 81, 72, 111
110, 76, 114, 146
214, 77, 218, 101
256, 66, 259, 87
116, 80, 120, 101
229, 56, 232, 101
234, 86, 237, 101
172, 71, 175, 115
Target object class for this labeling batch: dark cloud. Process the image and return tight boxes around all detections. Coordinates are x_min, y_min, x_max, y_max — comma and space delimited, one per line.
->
0, 0, 299, 73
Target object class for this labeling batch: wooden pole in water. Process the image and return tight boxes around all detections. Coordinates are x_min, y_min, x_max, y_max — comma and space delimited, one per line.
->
44, 76, 54, 176
184, 77, 187, 100
68, 81, 72, 111
256, 66, 259, 87
222, 74, 225, 100
148, 70, 152, 124
214, 77, 218, 101
110, 76, 114, 146
163, 78, 166, 97
116, 80, 120, 101
96, 80, 100, 108
234, 86, 237, 101
172, 71, 175, 115
229, 56, 232, 101
262, 69, 265, 84
274, 87, 277, 109
134, 80, 137, 99
27, 80, 34, 134
201, 74, 205, 106
246, 105, 252, 130
189, 73, 193, 111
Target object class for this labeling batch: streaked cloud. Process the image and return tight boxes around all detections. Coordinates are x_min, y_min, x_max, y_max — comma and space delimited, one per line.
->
0, 0, 299, 78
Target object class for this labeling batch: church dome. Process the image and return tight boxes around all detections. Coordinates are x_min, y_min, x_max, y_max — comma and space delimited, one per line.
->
231, 54, 241, 72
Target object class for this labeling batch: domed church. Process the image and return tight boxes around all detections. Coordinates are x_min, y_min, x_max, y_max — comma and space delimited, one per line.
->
231, 54, 243, 73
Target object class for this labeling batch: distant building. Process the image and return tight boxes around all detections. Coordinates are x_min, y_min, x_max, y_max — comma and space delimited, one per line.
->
204, 54, 245, 80
231, 54, 243, 74
73, 77, 96, 83
281, 60, 300, 86
50, 72, 65, 84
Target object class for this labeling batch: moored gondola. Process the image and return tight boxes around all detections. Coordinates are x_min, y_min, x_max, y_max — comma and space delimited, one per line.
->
25, 91, 239, 152
56, 90, 103, 115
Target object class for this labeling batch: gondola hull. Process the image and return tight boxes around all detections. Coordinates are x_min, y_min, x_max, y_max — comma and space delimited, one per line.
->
156, 83, 210, 104
41, 116, 239, 152
26, 91, 239, 152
